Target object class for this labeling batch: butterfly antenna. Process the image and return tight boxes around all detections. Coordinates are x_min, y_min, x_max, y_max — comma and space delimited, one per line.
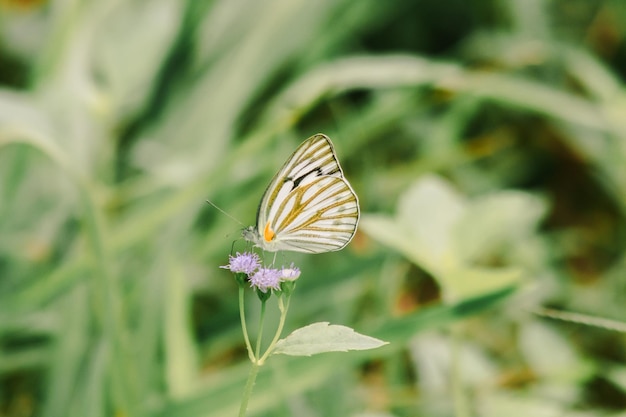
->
206, 199, 245, 226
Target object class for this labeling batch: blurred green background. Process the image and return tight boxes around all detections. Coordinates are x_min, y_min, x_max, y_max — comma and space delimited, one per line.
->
2, 0, 626, 416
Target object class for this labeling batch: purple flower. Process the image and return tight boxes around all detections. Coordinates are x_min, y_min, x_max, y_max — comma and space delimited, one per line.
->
280, 264, 301, 282
220, 252, 260, 275
249, 267, 282, 293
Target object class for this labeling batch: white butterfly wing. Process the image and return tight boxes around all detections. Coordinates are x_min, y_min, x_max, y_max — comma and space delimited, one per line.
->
244, 134, 359, 253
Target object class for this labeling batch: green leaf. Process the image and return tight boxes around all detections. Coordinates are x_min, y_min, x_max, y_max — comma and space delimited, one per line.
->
272, 322, 388, 356
360, 175, 466, 277
439, 266, 522, 303
454, 191, 548, 264
360, 175, 545, 301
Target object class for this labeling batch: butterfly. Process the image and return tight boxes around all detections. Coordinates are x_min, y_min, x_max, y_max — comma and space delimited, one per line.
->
242, 134, 360, 254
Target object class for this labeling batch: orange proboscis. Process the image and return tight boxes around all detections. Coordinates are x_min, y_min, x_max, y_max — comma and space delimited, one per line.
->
263, 221, 275, 242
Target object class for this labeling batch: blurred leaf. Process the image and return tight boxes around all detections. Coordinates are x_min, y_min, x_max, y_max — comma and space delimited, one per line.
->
440, 266, 522, 303
518, 320, 592, 381
164, 259, 199, 399
94, 0, 183, 117
360, 175, 465, 276
409, 331, 497, 393
479, 391, 575, 417
361, 175, 527, 301
454, 191, 548, 264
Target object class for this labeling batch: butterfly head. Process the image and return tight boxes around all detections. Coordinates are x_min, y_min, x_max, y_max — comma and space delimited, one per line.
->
243, 222, 279, 252
242, 226, 259, 244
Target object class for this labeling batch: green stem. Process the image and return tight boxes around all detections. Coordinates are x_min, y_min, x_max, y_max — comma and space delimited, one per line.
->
259, 294, 291, 364
255, 300, 267, 358
239, 287, 255, 362
238, 290, 292, 415
238, 361, 260, 417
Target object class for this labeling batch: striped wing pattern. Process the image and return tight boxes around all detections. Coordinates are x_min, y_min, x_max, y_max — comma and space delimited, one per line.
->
244, 134, 359, 253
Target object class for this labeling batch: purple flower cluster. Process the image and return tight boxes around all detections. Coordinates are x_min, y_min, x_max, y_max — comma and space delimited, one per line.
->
221, 252, 301, 293
220, 252, 261, 274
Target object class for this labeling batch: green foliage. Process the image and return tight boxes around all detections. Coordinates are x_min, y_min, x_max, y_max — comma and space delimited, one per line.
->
272, 322, 387, 357
1, 0, 626, 416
